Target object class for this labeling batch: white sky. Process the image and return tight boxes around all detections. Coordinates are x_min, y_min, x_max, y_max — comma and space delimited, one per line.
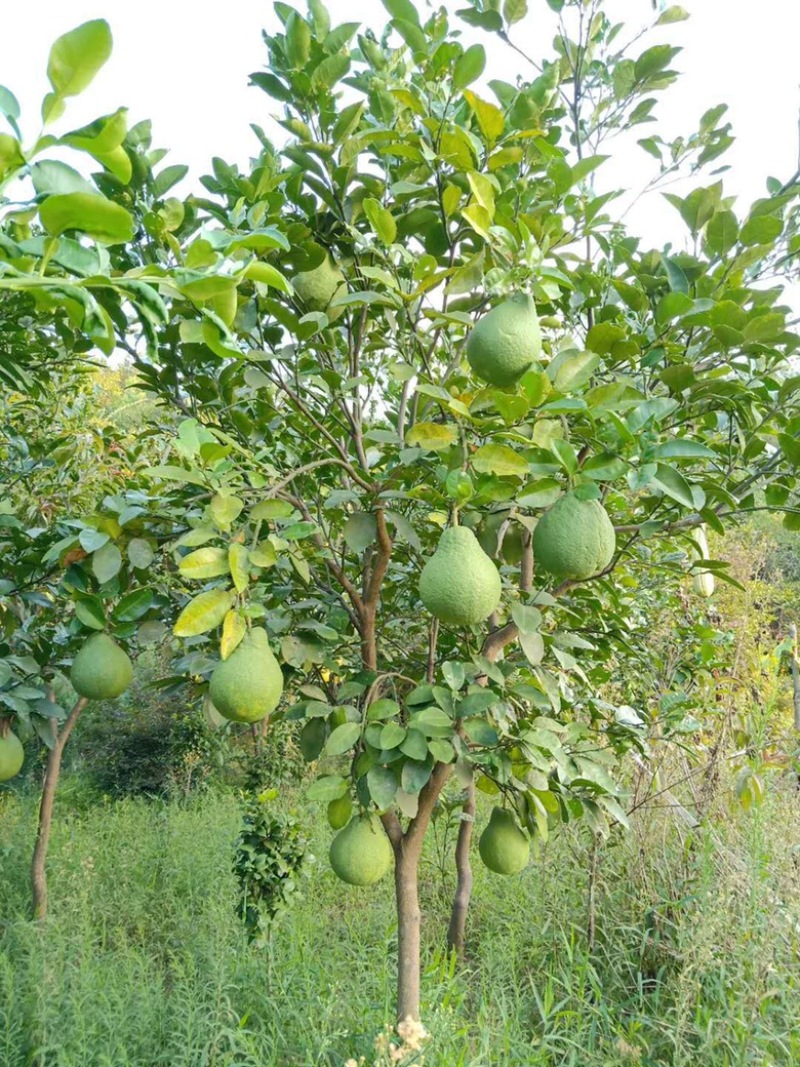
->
1, 0, 799, 251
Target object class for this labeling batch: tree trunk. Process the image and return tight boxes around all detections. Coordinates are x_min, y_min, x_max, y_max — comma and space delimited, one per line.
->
447, 773, 475, 956
31, 697, 87, 921
394, 840, 423, 1022
790, 623, 800, 733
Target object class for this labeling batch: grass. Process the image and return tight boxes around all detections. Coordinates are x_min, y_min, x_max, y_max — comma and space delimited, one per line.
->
2, 779, 800, 1066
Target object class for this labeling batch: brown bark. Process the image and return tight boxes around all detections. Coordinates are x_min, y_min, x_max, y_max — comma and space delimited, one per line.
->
446, 536, 535, 957
30, 697, 87, 920
790, 623, 800, 733
390, 759, 452, 1020
446, 772, 475, 955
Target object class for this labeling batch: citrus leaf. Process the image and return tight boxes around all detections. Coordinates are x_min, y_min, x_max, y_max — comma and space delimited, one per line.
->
47, 19, 112, 99
178, 547, 230, 580
406, 422, 457, 451
472, 443, 528, 478
39, 193, 134, 245
228, 543, 250, 593
220, 610, 246, 659
173, 588, 234, 637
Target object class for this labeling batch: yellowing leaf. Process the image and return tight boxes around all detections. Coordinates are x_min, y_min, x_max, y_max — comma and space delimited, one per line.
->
228, 543, 250, 594
220, 610, 246, 659
209, 494, 244, 528
464, 91, 504, 145
406, 422, 458, 451
472, 443, 529, 478
249, 541, 278, 568
178, 546, 230, 579
173, 588, 234, 637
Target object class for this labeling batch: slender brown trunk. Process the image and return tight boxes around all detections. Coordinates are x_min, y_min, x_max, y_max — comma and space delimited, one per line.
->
446, 773, 475, 956
31, 697, 87, 920
395, 839, 423, 1022
790, 624, 800, 733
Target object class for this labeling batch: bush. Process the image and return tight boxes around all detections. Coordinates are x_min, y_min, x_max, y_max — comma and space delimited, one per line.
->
232, 789, 312, 946
78, 651, 226, 799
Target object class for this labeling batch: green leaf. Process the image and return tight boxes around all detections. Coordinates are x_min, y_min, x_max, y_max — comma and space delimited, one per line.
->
400, 730, 429, 760
453, 44, 486, 91
705, 210, 738, 255
93, 543, 122, 584
652, 440, 716, 461
366, 765, 398, 809
179, 547, 230, 579
113, 589, 154, 623
380, 722, 406, 749
652, 463, 695, 508
503, 0, 528, 24
251, 499, 294, 520
285, 11, 312, 68
512, 605, 542, 633
146, 465, 206, 487
740, 213, 782, 246
47, 20, 112, 99
363, 198, 397, 244
74, 596, 106, 631
472, 444, 528, 478
657, 5, 689, 23
173, 588, 234, 637
462, 717, 498, 746
128, 539, 154, 570
517, 478, 562, 508
442, 661, 466, 690
778, 433, 800, 467
39, 193, 134, 245
382, 0, 421, 27
662, 255, 689, 294
401, 758, 433, 794
554, 351, 600, 393
343, 512, 377, 553
368, 699, 401, 721
324, 721, 362, 756
520, 631, 544, 666
307, 775, 348, 802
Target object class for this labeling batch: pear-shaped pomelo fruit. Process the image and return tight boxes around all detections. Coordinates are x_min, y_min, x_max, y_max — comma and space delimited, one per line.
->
327, 793, 353, 830
466, 294, 542, 387
329, 813, 393, 886
419, 526, 501, 627
479, 807, 530, 875
532, 493, 615, 580
70, 633, 133, 701
0, 730, 24, 782
291, 254, 346, 314
209, 627, 283, 724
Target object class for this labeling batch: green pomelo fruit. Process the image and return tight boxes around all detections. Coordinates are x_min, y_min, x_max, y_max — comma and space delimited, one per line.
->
419, 526, 502, 626
478, 807, 530, 875
0, 730, 24, 782
291, 254, 346, 314
70, 633, 133, 701
329, 813, 393, 886
209, 627, 283, 724
532, 493, 615, 580
327, 794, 353, 830
466, 294, 542, 387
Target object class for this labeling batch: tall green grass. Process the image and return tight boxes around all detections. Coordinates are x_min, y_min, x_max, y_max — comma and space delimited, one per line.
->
2, 781, 800, 1066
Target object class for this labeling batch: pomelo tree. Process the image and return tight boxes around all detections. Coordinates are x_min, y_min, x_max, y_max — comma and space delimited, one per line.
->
0, 21, 213, 918
122, 0, 800, 1021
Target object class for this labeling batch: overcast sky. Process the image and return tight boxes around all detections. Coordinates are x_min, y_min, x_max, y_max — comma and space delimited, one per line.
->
2, 0, 799, 251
